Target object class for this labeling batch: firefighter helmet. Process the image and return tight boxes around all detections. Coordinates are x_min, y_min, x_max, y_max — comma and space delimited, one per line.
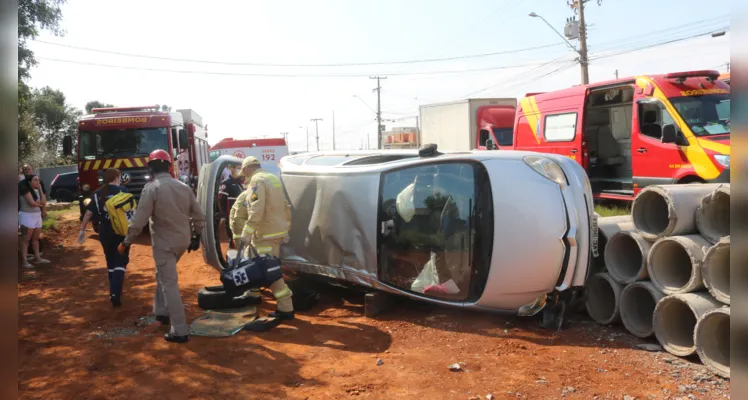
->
149, 149, 172, 163
241, 156, 261, 170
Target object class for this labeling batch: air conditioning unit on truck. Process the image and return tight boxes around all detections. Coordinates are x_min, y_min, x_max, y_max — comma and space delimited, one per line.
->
418, 98, 517, 151
62, 105, 211, 232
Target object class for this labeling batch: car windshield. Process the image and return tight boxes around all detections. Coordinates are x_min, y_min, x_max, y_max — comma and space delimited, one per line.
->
669, 94, 730, 137
79, 127, 169, 160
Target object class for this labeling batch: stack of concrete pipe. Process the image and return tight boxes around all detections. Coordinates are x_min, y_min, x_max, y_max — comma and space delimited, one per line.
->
585, 183, 730, 378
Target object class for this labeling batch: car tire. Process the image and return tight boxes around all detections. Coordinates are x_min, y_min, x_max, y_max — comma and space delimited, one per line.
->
287, 278, 321, 312
197, 287, 261, 310
55, 189, 74, 203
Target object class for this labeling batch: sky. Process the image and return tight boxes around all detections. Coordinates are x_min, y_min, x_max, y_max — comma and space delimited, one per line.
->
26, 0, 731, 152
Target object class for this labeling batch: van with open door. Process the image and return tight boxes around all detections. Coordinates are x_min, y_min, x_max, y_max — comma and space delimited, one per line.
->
512, 70, 730, 200
197, 145, 597, 328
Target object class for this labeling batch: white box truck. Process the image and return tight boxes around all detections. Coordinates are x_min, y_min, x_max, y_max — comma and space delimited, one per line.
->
418, 98, 517, 151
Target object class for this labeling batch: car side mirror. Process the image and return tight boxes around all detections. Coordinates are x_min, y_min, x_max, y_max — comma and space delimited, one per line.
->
62, 135, 73, 156
485, 139, 496, 150
661, 124, 677, 143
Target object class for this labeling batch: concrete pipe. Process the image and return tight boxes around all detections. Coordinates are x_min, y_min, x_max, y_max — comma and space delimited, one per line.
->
702, 237, 730, 305
605, 231, 652, 284
647, 234, 711, 295
631, 184, 724, 241
695, 185, 730, 244
593, 216, 636, 274
620, 281, 664, 338
695, 307, 730, 378
585, 272, 623, 325
653, 293, 722, 357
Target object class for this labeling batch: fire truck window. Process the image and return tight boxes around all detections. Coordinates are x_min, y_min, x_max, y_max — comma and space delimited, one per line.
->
80, 128, 169, 159
638, 101, 674, 140
179, 129, 189, 149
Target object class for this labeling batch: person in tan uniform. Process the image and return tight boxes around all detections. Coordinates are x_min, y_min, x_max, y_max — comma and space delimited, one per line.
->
237, 156, 294, 320
228, 190, 262, 304
119, 149, 206, 343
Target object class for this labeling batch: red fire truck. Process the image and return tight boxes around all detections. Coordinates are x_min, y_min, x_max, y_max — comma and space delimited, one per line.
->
64, 105, 210, 230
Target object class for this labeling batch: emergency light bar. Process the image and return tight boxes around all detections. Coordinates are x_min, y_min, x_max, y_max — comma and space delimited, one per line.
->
90, 105, 161, 113
665, 70, 720, 83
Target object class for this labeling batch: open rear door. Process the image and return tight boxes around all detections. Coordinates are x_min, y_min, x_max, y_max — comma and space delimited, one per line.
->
197, 155, 243, 271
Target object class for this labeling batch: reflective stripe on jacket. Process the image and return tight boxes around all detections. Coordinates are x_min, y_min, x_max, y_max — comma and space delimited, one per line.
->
242, 169, 291, 241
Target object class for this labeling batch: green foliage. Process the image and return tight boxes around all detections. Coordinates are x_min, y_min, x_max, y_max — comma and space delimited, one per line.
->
20, 87, 81, 167
85, 100, 115, 114
594, 204, 630, 217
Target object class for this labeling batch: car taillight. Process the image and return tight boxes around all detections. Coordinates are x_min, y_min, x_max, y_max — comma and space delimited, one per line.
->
51, 174, 60, 187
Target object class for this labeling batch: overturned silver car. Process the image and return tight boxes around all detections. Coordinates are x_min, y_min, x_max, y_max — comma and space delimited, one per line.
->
197, 145, 597, 326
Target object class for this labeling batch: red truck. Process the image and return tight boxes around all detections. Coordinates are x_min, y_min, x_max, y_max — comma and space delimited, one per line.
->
62, 105, 211, 230
510, 70, 730, 200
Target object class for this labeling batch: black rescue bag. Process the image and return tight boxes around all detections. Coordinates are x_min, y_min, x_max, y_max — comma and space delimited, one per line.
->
220, 242, 283, 297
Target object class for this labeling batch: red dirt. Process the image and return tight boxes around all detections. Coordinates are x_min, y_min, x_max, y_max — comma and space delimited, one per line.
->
19, 215, 730, 399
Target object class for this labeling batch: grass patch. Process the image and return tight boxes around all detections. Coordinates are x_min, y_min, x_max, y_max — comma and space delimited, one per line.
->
42, 205, 77, 231
594, 203, 631, 217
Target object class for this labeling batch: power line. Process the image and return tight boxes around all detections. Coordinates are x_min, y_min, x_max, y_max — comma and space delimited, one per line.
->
588, 28, 729, 61
31, 39, 566, 67
35, 56, 571, 78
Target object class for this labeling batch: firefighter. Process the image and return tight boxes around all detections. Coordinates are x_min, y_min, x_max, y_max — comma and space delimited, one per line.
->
218, 164, 245, 249
228, 189, 262, 305
238, 156, 294, 320
118, 149, 206, 343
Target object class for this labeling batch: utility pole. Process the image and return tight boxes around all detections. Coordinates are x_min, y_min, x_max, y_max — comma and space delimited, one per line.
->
332, 111, 336, 150
615, 69, 618, 79
310, 118, 323, 151
576, 0, 590, 84
280, 132, 289, 143
370, 76, 387, 149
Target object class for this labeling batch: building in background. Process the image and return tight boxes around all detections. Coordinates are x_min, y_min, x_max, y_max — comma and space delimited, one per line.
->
382, 126, 419, 149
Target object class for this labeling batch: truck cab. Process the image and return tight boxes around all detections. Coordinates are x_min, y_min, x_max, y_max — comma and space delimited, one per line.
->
64, 105, 210, 230
512, 70, 730, 200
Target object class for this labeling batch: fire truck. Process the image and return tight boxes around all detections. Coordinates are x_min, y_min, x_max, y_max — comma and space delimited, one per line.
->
64, 105, 210, 231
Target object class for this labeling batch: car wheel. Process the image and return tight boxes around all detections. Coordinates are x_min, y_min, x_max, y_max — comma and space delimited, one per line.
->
197, 287, 261, 310
56, 189, 74, 203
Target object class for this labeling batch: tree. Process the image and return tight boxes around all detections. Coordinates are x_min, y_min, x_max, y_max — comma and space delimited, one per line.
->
20, 87, 81, 166
18, 0, 68, 163
85, 100, 115, 113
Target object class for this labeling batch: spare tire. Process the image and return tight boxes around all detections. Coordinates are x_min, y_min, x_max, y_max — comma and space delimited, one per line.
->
197, 287, 261, 310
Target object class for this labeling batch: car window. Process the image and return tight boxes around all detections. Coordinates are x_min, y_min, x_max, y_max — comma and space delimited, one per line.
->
379, 162, 476, 302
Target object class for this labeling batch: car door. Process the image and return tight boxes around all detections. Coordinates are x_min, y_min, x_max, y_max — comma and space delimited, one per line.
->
197, 155, 244, 272
631, 98, 689, 187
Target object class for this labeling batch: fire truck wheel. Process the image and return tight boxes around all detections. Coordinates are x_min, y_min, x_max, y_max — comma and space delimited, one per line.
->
197, 287, 261, 310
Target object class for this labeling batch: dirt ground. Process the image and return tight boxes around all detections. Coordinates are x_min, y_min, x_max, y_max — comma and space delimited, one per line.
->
18, 213, 730, 400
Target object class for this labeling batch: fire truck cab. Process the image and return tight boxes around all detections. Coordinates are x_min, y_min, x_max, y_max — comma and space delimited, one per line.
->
65, 105, 210, 230
511, 70, 730, 200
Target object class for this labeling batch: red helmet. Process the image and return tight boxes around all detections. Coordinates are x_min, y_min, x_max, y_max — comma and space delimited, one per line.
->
149, 149, 171, 163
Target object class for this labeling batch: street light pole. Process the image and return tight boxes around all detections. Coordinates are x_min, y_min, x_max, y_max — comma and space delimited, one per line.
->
529, 11, 589, 84
310, 118, 323, 151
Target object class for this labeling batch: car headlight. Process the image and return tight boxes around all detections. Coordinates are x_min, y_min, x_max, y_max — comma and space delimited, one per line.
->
714, 154, 730, 168
523, 155, 568, 186
82, 183, 90, 192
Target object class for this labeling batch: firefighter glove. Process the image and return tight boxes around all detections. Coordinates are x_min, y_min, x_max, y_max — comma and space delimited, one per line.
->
188, 233, 201, 253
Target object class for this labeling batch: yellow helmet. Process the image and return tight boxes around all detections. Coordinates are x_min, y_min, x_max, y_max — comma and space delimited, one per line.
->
241, 156, 261, 170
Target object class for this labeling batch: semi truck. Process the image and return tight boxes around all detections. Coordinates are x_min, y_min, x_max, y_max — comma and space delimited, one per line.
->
418, 98, 517, 151
62, 105, 210, 231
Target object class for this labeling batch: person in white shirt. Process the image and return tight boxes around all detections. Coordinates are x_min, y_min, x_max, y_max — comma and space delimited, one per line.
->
19, 174, 50, 268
